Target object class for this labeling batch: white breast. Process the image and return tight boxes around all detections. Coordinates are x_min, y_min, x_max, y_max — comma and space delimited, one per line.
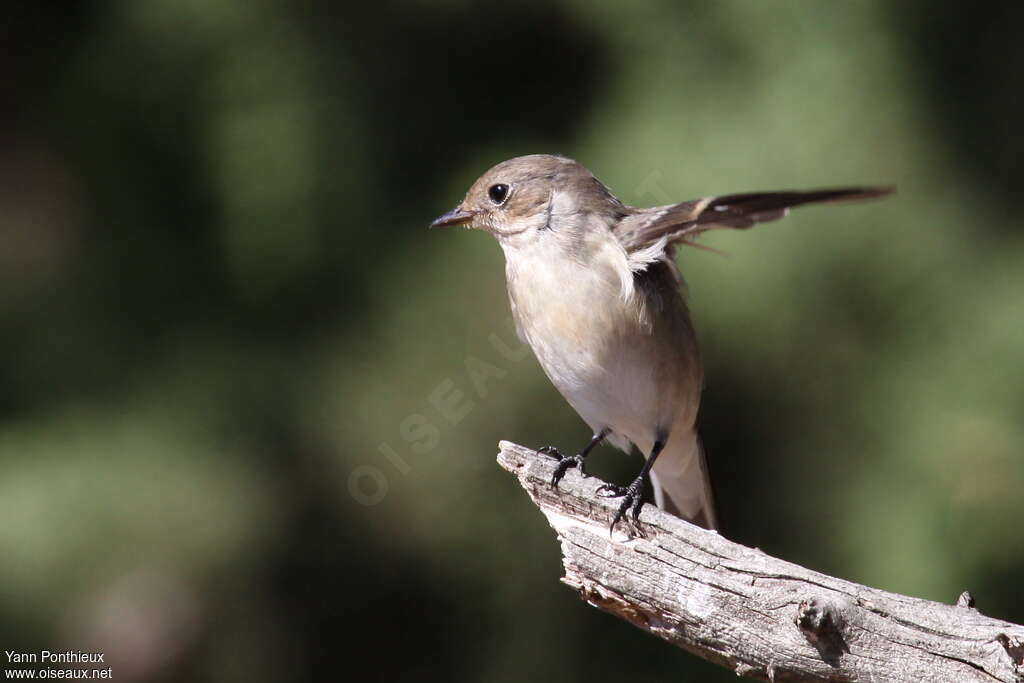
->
501, 226, 680, 447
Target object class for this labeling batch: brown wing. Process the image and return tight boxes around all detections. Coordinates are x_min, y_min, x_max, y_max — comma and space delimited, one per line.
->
615, 187, 893, 253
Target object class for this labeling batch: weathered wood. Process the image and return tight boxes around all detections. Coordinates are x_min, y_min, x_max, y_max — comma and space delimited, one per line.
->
497, 440, 1024, 682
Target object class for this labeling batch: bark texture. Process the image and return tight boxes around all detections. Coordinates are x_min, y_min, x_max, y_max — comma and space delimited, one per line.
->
497, 441, 1024, 682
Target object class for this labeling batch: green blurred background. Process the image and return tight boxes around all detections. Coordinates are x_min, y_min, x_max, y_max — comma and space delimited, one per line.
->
3, 1, 1023, 680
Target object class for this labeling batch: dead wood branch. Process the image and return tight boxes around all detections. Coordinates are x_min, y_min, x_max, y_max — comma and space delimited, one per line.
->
497, 441, 1024, 682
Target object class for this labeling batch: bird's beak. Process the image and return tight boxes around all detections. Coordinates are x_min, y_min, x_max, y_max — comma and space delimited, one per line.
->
430, 206, 475, 228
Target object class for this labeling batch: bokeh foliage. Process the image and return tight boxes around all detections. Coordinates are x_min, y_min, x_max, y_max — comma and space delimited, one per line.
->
2, 1, 1023, 680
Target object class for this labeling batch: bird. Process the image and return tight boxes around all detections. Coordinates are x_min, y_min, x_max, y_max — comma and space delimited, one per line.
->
431, 154, 891, 532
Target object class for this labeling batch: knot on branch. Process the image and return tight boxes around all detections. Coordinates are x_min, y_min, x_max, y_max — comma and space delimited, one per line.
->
795, 598, 850, 665
996, 633, 1024, 668
957, 591, 977, 609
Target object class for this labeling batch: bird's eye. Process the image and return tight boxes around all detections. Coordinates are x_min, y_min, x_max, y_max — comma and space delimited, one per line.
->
488, 183, 510, 205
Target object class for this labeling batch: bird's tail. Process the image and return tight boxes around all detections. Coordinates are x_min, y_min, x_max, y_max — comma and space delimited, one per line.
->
649, 431, 718, 530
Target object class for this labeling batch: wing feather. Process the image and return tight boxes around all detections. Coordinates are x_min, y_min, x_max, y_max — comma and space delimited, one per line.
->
615, 187, 893, 255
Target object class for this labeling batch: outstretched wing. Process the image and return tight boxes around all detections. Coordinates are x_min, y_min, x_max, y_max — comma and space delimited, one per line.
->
614, 187, 893, 254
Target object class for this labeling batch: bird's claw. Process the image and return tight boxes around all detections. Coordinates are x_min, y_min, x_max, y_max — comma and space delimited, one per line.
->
597, 477, 646, 533
537, 445, 563, 459
538, 446, 587, 487
596, 483, 627, 497
550, 454, 587, 487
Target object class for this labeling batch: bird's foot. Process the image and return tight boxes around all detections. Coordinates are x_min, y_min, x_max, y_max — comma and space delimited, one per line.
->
538, 446, 587, 487
595, 482, 626, 497
537, 445, 563, 459
597, 476, 647, 533
551, 454, 587, 488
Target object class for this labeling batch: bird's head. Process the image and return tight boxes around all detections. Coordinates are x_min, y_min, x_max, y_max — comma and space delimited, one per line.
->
430, 155, 624, 242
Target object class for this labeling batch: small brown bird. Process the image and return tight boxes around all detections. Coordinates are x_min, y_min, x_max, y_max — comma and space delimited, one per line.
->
432, 155, 890, 532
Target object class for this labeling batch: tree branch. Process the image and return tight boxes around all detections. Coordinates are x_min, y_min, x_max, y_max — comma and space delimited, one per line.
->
497, 441, 1024, 682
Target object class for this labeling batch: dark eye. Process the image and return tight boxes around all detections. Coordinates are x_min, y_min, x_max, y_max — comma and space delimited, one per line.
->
488, 183, 510, 205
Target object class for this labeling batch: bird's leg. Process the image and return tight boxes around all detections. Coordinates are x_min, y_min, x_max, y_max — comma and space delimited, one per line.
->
543, 428, 611, 488
597, 437, 666, 532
